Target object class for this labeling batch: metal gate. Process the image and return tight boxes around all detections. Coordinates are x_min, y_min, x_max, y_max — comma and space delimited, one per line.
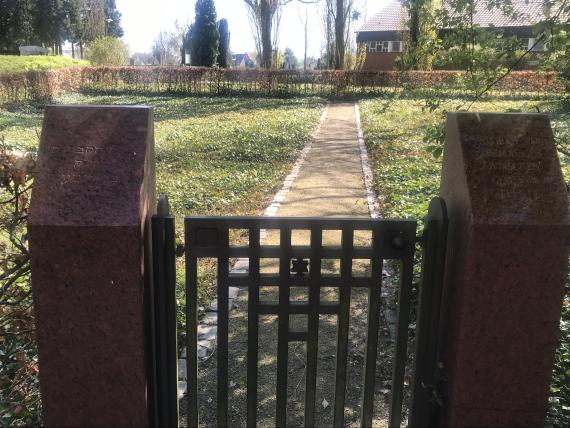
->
149, 197, 448, 428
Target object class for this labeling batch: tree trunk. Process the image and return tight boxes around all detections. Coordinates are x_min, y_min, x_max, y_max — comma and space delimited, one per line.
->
334, 0, 345, 69
409, 0, 420, 69
72, 42, 75, 59
260, 1, 273, 68
303, 8, 308, 71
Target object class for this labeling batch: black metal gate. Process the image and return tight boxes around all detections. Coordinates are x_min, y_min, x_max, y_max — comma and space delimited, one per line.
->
150, 197, 448, 428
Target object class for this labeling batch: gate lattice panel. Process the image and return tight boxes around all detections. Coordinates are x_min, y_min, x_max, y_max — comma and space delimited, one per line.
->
150, 199, 448, 428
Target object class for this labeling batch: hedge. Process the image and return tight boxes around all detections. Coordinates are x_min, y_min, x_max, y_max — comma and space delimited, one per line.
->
0, 66, 564, 105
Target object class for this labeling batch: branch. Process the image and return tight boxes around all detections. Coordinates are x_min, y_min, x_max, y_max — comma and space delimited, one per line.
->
465, 31, 548, 110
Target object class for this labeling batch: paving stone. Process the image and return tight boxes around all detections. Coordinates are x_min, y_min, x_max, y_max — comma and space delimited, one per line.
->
202, 312, 218, 325
232, 260, 249, 273
228, 286, 239, 299
178, 358, 187, 381
206, 298, 234, 312
198, 345, 210, 360
178, 381, 187, 398
198, 325, 217, 341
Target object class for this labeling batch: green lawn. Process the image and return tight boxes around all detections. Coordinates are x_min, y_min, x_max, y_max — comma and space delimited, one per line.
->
0, 55, 89, 74
1, 93, 325, 219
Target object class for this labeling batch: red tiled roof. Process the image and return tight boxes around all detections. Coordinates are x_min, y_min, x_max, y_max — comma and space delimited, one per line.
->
359, 0, 550, 33
360, 1, 406, 32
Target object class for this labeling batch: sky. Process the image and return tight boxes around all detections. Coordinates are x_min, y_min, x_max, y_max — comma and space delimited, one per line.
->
116, 0, 390, 57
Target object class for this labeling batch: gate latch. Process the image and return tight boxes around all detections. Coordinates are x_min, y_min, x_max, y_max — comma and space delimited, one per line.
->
291, 258, 309, 276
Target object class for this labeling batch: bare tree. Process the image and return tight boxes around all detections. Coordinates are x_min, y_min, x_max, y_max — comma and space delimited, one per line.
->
319, 0, 358, 70
334, 0, 345, 68
152, 30, 181, 65
299, 5, 309, 70
320, 0, 335, 68
243, 0, 318, 68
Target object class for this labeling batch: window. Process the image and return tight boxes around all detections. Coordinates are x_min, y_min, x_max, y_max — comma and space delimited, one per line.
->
529, 38, 547, 52
520, 38, 531, 51
390, 41, 402, 52
366, 41, 404, 54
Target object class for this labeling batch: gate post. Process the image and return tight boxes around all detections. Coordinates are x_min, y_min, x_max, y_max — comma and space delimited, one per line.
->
437, 113, 569, 426
29, 106, 155, 426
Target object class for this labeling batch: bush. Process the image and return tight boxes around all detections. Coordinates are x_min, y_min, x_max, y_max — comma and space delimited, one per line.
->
0, 140, 38, 426
0, 67, 564, 106
85, 37, 129, 66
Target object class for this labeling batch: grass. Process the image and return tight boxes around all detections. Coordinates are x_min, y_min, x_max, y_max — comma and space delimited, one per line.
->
0, 55, 88, 74
0, 93, 325, 306
359, 92, 570, 426
1, 93, 325, 217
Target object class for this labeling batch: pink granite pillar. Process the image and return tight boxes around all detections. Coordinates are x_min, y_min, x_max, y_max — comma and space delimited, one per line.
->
438, 112, 569, 426
29, 106, 155, 426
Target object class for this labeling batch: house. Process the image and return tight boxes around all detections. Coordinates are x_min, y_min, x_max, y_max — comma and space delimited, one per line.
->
356, 0, 551, 70
232, 52, 256, 68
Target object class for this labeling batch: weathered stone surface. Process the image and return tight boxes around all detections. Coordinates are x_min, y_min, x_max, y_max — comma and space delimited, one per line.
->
178, 358, 187, 381
439, 113, 569, 427
29, 105, 155, 427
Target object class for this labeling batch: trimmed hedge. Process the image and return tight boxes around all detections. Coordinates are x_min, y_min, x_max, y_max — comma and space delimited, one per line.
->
0, 66, 564, 104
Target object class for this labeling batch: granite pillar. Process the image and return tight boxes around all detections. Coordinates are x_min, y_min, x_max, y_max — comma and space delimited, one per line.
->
29, 105, 155, 426
438, 112, 569, 426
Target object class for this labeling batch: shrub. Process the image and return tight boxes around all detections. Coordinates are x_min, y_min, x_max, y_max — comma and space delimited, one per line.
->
85, 37, 129, 66
0, 67, 564, 106
0, 140, 38, 426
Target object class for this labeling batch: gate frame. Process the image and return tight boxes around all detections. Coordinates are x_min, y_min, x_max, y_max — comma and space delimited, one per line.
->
150, 196, 448, 427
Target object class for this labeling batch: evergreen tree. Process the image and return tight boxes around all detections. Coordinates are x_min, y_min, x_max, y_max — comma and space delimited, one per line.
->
182, 23, 197, 65
0, 0, 36, 53
217, 18, 230, 67
105, 0, 123, 37
190, 0, 219, 67
35, 0, 67, 54
83, 0, 105, 42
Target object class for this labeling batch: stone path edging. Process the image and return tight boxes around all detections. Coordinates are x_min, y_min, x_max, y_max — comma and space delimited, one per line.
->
178, 105, 330, 393
354, 102, 380, 219
355, 102, 400, 340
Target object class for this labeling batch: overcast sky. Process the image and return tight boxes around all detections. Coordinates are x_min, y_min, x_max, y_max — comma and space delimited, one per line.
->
115, 0, 390, 57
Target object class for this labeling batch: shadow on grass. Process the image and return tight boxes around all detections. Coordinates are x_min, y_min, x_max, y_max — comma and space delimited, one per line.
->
68, 90, 327, 122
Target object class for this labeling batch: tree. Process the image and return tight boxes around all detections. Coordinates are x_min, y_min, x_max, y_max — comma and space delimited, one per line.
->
104, 0, 123, 37
299, 5, 308, 70
82, 0, 105, 42
283, 46, 298, 68
334, 0, 345, 69
0, 0, 36, 54
85, 35, 128, 64
244, 0, 318, 69
34, 0, 68, 54
217, 18, 230, 67
182, 23, 195, 65
152, 30, 181, 65
320, 0, 335, 68
190, 0, 219, 66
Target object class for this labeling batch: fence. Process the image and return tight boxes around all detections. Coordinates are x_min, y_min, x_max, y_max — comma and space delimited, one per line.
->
0, 66, 564, 105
